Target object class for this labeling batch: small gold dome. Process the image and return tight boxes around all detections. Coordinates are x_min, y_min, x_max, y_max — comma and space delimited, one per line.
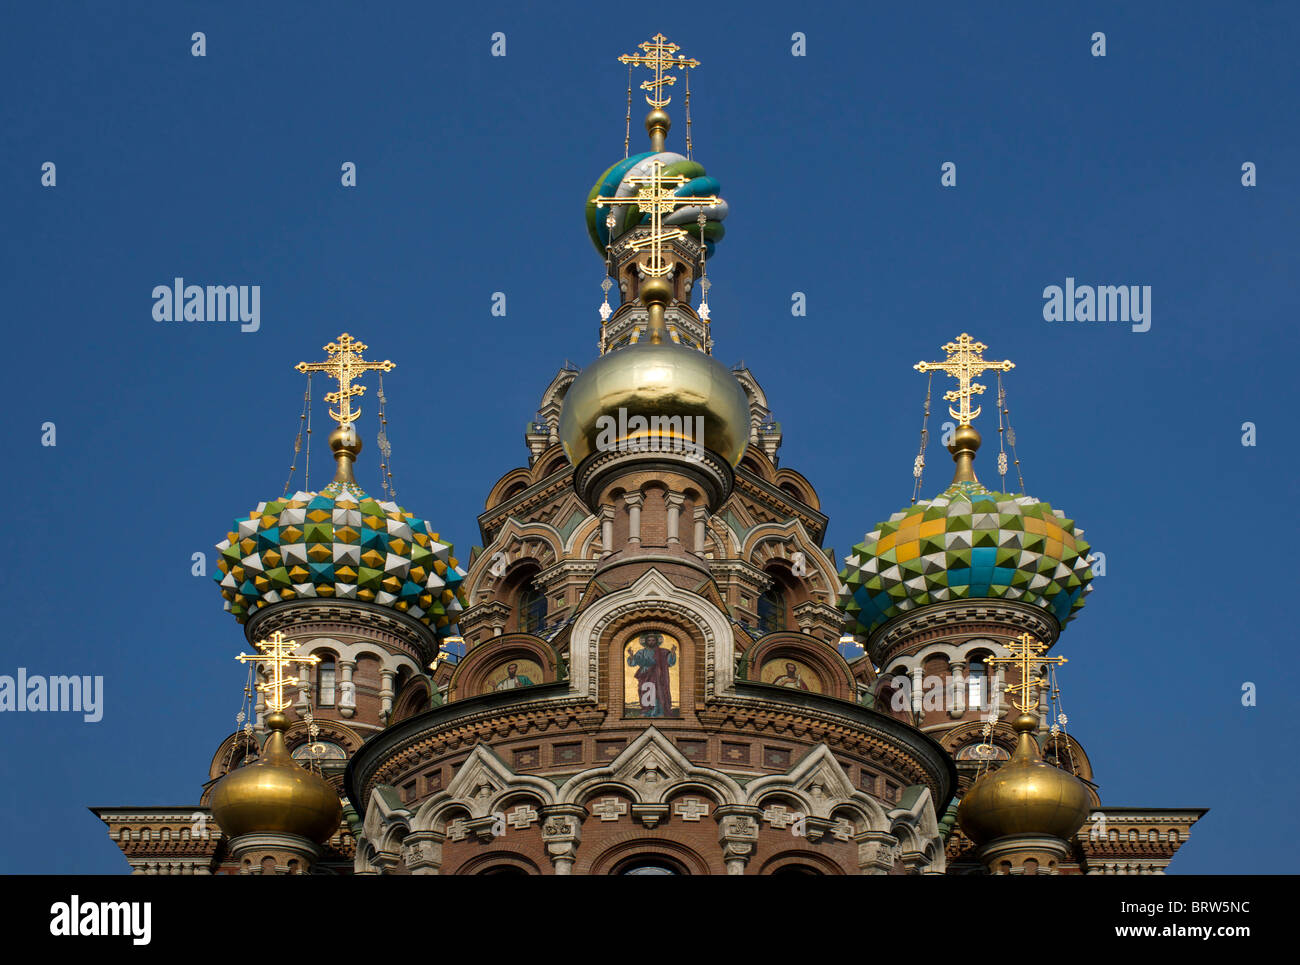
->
558, 341, 751, 467
210, 713, 342, 844
957, 714, 1091, 845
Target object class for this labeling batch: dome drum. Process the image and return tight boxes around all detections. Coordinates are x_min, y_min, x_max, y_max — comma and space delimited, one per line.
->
573, 445, 734, 517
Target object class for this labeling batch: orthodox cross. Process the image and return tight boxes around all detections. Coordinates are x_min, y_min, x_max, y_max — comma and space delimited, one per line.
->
295, 333, 394, 427
618, 33, 699, 108
594, 159, 719, 277
986, 632, 1067, 715
914, 333, 1014, 425
235, 630, 320, 713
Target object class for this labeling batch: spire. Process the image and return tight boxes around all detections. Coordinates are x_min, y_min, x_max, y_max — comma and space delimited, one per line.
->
914, 334, 1014, 486
295, 333, 395, 485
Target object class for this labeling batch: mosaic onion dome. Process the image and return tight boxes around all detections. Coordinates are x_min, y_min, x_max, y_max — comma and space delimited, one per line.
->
840, 429, 1094, 637
215, 428, 466, 634
585, 151, 729, 259
957, 713, 1091, 846
209, 712, 342, 843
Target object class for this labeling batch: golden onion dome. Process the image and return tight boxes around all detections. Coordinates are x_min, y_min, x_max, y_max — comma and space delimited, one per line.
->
558, 340, 751, 467
210, 712, 342, 844
957, 713, 1091, 845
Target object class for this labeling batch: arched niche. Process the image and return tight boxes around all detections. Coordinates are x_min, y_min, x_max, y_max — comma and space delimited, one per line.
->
744, 632, 855, 701
448, 634, 560, 700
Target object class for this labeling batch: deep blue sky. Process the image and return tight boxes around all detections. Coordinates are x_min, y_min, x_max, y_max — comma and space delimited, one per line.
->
1, 2, 1295, 874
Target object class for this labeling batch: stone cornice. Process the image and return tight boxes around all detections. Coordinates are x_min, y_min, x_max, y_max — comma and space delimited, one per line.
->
706, 558, 771, 589
868, 600, 1061, 665
478, 474, 576, 543
721, 684, 955, 803
345, 683, 578, 809
246, 599, 436, 662
732, 470, 827, 540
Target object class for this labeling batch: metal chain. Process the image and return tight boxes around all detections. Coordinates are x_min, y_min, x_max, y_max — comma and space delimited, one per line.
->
1046, 665, 1078, 776
624, 65, 632, 158
224, 664, 258, 775
281, 373, 312, 497
910, 372, 933, 504
377, 372, 395, 500
684, 67, 692, 159
997, 372, 1026, 493
304, 373, 313, 492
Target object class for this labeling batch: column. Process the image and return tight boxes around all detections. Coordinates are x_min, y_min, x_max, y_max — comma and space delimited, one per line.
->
600, 505, 615, 558
254, 667, 267, 733
338, 659, 356, 718
379, 668, 395, 723
665, 492, 685, 545
717, 809, 761, 875
910, 666, 924, 718
402, 831, 445, 875
693, 507, 708, 557
624, 493, 643, 547
540, 806, 585, 875
949, 659, 966, 718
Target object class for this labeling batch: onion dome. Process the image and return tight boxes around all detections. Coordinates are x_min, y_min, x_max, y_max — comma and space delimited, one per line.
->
841, 413, 1094, 637
840, 478, 1094, 636
585, 151, 729, 259
957, 713, 1091, 845
215, 426, 467, 634
558, 338, 750, 468
559, 268, 749, 469
210, 712, 342, 843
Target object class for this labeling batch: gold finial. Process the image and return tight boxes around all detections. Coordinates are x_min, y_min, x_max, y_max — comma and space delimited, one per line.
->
914, 334, 1013, 485
295, 332, 394, 428
236, 630, 320, 716
986, 631, 1067, 716
594, 159, 719, 344
619, 33, 699, 110
295, 333, 394, 484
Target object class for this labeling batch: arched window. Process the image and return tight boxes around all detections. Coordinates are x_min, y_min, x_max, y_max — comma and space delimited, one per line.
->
317, 656, 336, 706
967, 653, 988, 710
616, 857, 685, 875
757, 585, 786, 636
519, 585, 547, 635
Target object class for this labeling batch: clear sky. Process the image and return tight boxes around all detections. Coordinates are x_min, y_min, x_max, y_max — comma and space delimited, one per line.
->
1, 1, 1295, 873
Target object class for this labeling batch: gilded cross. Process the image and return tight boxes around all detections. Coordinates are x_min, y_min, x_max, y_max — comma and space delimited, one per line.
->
914, 333, 1014, 425
236, 630, 320, 713
594, 158, 719, 277
295, 332, 394, 427
618, 33, 699, 108
986, 631, 1067, 715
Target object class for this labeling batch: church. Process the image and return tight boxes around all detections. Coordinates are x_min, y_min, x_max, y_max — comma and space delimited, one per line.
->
92, 34, 1203, 875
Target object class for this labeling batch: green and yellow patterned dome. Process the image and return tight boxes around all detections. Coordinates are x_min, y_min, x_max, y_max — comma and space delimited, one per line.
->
215, 477, 466, 633
840, 421, 1095, 637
